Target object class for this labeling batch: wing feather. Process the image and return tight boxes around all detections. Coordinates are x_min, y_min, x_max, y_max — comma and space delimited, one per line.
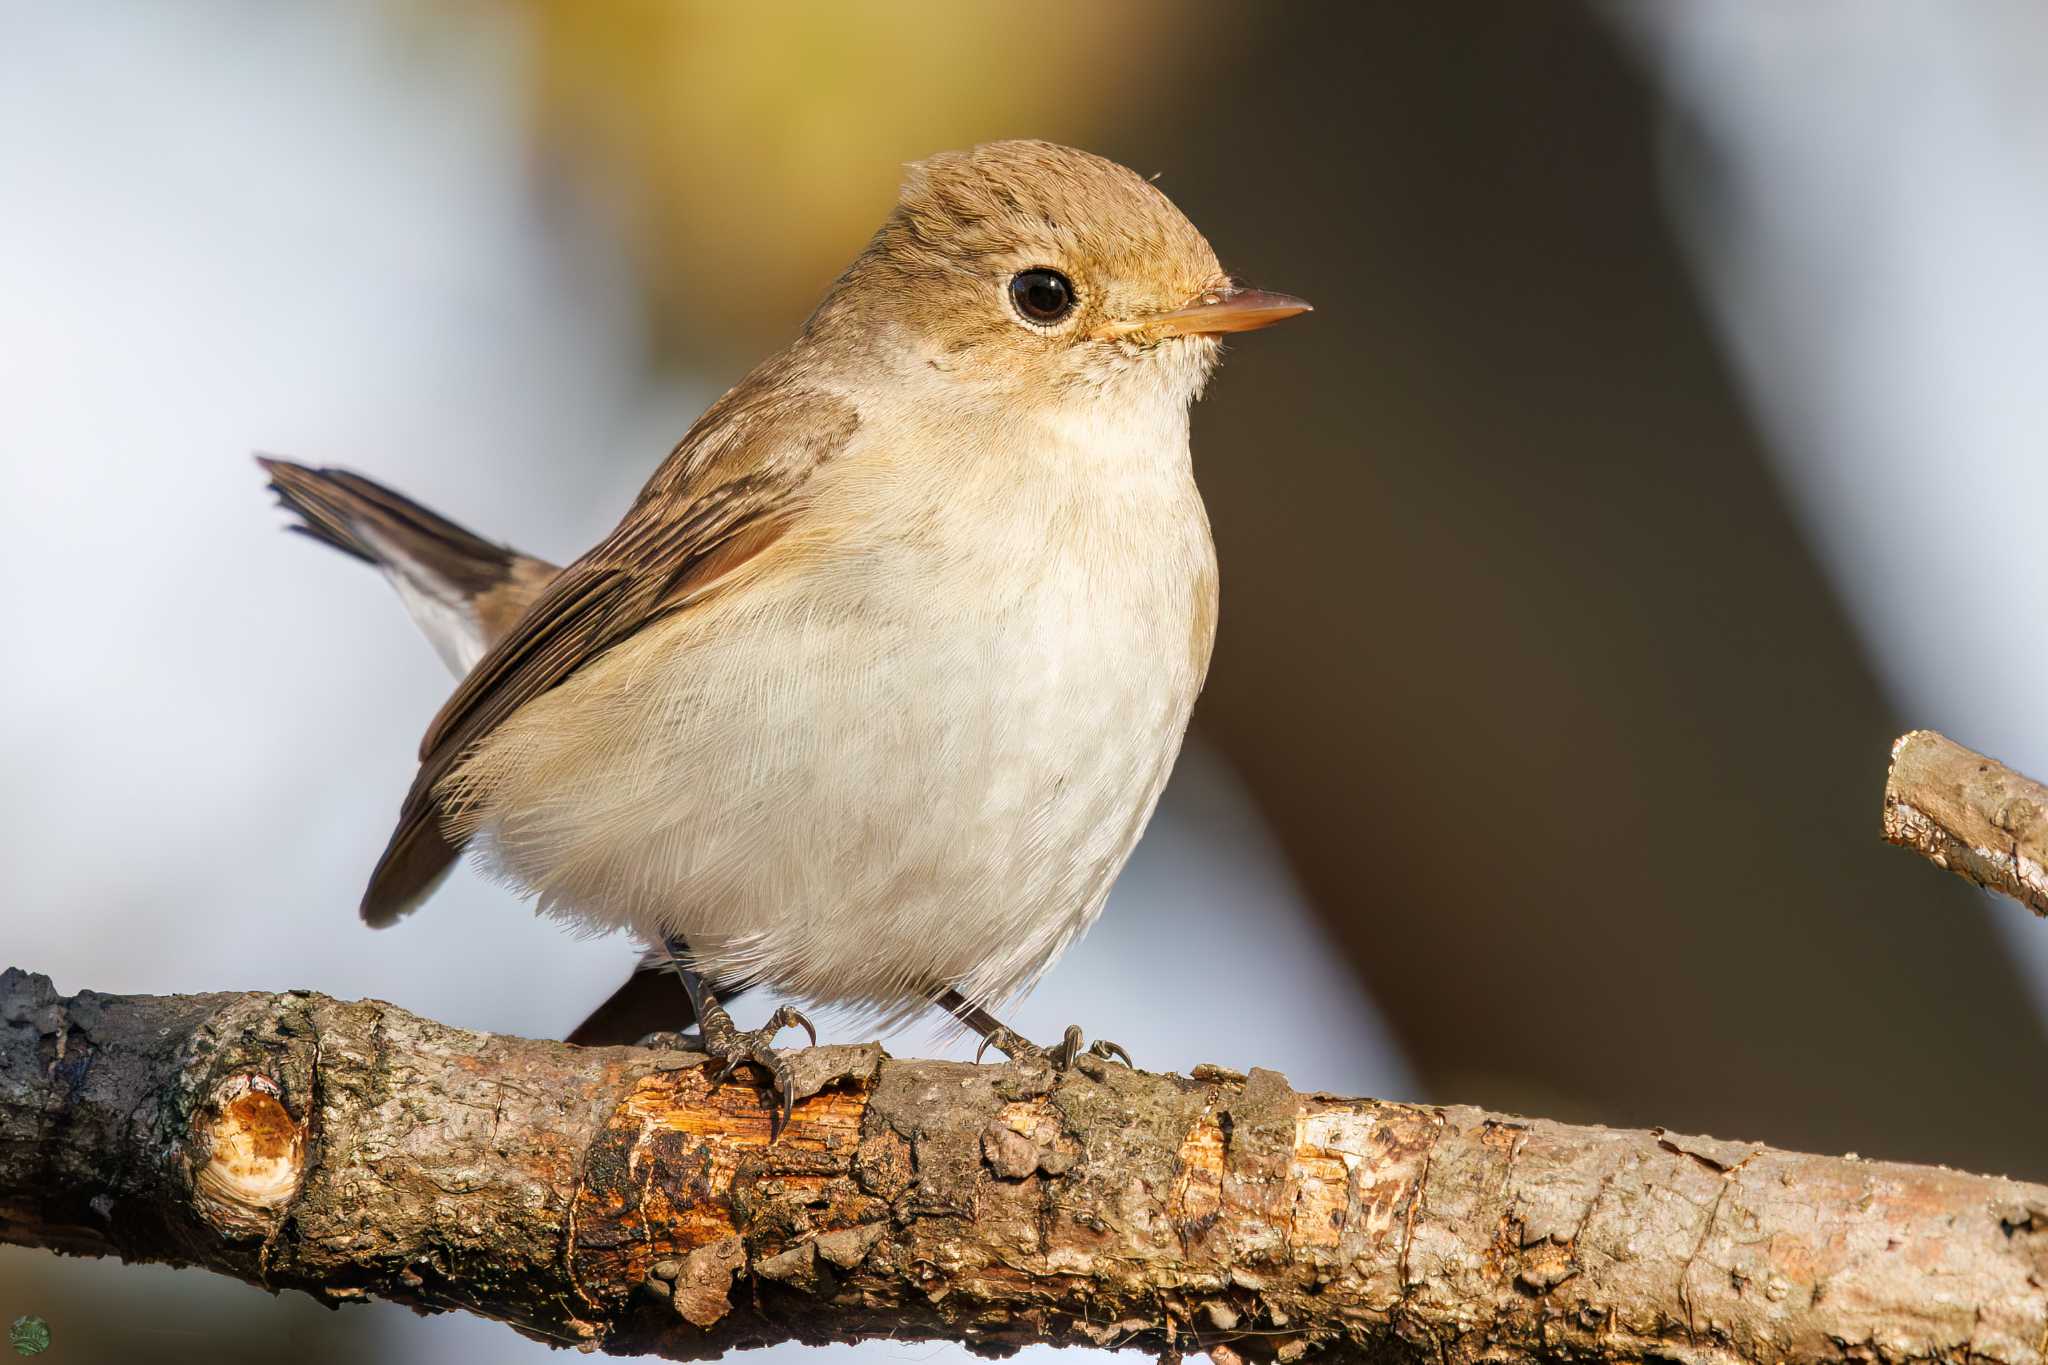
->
360, 377, 858, 925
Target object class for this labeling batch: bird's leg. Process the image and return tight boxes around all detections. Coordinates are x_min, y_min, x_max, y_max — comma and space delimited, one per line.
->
932, 988, 1132, 1071
624, 937, 711, 1051
662, 938, 815, 1133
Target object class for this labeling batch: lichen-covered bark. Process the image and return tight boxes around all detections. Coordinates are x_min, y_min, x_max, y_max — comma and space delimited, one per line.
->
5, 967, 2047, 1363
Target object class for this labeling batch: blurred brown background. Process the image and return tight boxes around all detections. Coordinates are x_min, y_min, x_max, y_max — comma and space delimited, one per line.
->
521, 0, 2047, 1168
7, 2, 2047, 1362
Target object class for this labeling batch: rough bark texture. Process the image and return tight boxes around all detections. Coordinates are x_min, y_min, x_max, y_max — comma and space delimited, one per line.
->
6, 967, 2048, 1363
1884, 730, 2048, 917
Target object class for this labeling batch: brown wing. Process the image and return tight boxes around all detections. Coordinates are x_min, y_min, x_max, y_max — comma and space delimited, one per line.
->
360, 375, 859, 925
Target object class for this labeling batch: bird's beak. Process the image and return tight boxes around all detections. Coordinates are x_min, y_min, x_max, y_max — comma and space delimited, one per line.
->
1091, 280, 1313, 341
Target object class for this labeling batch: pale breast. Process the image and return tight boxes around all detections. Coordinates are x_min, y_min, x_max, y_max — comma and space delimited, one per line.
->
458, 406, 1218, 1020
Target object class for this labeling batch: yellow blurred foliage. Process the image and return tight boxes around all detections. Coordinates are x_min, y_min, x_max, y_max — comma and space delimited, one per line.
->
514, 0, 1237, 359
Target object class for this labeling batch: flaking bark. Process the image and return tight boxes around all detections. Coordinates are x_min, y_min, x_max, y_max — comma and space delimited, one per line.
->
4, 965, 2047, 1363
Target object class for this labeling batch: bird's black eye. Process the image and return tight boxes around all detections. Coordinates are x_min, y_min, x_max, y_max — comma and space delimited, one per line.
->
1009, 268, 1075, 325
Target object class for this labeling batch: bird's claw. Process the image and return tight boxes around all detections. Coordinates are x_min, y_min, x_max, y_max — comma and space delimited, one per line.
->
1082, 1036, 1133, 1069
975, 1023, 1132, 1073
702, 1004, 815, 1135
973, 1029, 1009, 1066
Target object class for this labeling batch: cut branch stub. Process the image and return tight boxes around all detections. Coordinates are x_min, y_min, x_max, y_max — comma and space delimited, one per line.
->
1884, 729, 2048, 915
190, 1072, 306, 1238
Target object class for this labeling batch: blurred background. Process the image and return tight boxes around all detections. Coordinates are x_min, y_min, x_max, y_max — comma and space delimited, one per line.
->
5, 1, 2048, 1361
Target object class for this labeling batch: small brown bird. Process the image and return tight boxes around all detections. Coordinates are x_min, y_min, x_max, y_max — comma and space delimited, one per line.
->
261, 140, 1308, 1118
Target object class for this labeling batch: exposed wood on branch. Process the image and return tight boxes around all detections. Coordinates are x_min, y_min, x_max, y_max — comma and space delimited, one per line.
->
1884, 729, 2048, 916
5, 966, 2048, 1363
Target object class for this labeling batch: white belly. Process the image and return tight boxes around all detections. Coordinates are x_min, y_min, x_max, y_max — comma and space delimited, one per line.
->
459, 420, 1216, 1022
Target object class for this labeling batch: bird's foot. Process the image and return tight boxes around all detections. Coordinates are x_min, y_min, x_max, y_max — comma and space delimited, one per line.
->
698, 1001, 817, 1134
976, 1023, 1132, 1073
930, 988, 1130, 1077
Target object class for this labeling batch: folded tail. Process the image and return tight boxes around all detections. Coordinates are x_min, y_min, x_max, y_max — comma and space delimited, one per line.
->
259, 455, 706, 1042
256, 455, 557, 676
259, 455, 560, 924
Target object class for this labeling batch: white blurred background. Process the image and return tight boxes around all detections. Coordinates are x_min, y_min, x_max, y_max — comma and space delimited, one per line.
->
5, 2, 2048, 1361
0, 5, 1401, 1361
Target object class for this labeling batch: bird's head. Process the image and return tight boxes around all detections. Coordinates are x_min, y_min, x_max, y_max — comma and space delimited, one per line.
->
814, 140, 1309, 411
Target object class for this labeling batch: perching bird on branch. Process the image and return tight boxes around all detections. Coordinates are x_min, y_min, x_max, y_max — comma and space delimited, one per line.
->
259, 140, 1310, 1120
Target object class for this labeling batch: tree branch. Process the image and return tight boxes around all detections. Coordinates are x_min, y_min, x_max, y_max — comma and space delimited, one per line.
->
1885, 729, 2048, 916
4, 966, 2047, 1363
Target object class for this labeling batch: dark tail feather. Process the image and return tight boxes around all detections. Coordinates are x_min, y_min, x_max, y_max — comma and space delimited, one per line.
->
255, 455, 516, 592
566, 969, 698, 1046
360, 806, 461, 928
565, 957, 748, 1047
